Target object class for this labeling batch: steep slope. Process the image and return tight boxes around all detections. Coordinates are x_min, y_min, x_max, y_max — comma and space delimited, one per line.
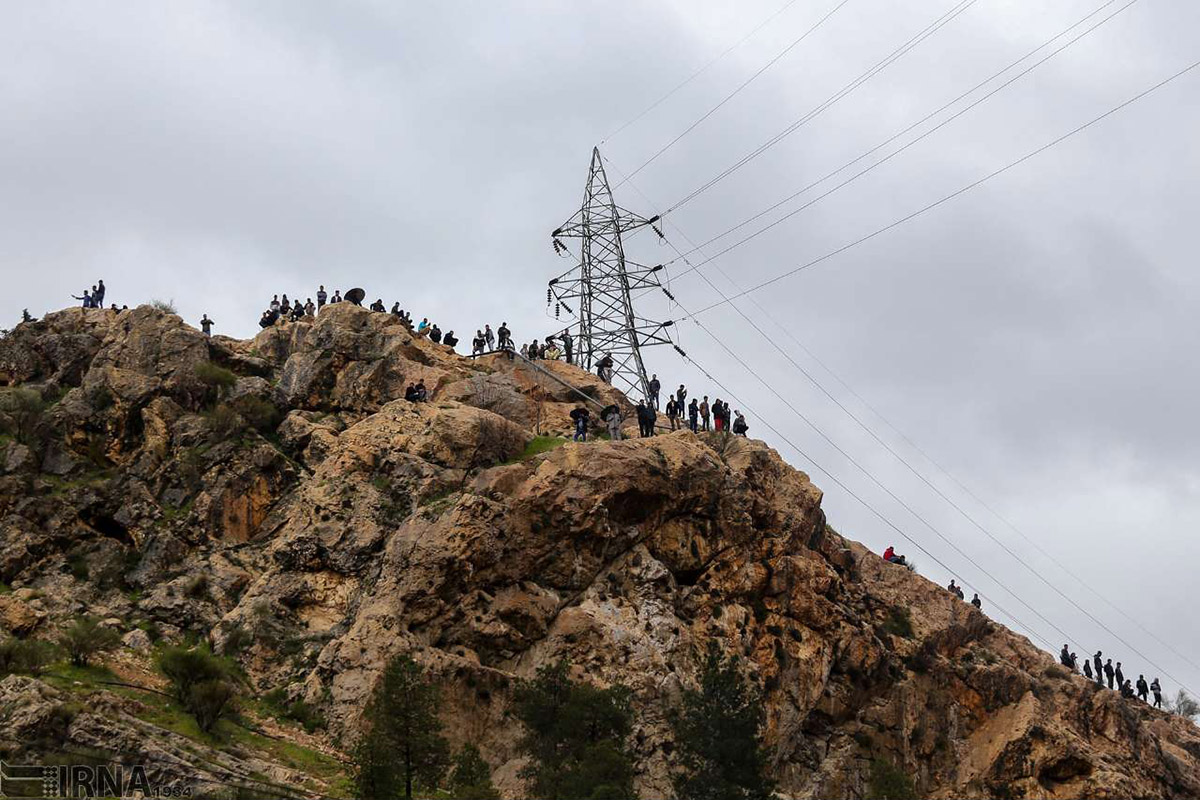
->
0, 304, 1197, 799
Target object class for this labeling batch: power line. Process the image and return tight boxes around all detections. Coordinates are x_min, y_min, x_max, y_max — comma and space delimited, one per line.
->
601, 0, 806, 145
606, 154, 1199, 695
659, 0, 980, 212
664, 0, 1141, 272
679, 55, 1200, 320
616, 0, 853, 185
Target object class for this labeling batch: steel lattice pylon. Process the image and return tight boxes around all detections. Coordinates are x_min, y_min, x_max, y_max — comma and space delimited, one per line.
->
548, 147, 673, 400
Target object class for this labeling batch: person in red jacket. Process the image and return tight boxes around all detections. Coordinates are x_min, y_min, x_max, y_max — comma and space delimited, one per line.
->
883, 546, 895, 562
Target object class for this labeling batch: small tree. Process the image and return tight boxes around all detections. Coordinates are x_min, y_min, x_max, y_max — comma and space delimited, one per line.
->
671, 644, 774, 800
60, 617, 120, 667
868, 757, 917, 800
355, 655, 451, 800
1170, 690, 1200, 722
449, 743, 500, 800
159, 646, 238, 734
513, 659, 636, 800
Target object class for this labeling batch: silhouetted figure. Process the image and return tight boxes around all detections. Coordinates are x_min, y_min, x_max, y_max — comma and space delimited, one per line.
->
665, 398, 679, 431
21, 309, 35, 323
1115, 662, 1125, 691
570, 407, 589, 442
1137, 675, 1149, 702
317, 286, 327, 309
688, 398, 699, 433
561, 330, 573, 364
200, 314, 215, 337
732, 411, 748, 436
676, 384, 687, 410
484, 324, 495, 349
636, 400, 653, 438
648, 374, 660, 409
1093, 652, 1104, 685
1083, 659, 1093, 681
1151, 678, 1162, 708
443, 330, 458, 350
472, 331, 485, 356
95, 280, 105, 305
429, 325, 442, 344
370, 299, 385, 312
497, 322, 511, 348
1104, 659, 1115, 690
1060, 645, 1072, 669
971, 593, 981, 610
699, 396, 710, 431
1120, 680, 1135, 699
258, 311, 274, 329
597, 353, 613, 384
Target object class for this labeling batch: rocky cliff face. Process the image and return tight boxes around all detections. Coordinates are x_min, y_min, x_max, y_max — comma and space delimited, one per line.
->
1, 305, 1197, 799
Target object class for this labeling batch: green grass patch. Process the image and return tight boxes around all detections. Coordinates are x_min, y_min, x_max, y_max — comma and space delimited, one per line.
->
868, 757, 917, 800
882, 606, 914, 639
513, 435, 567, 462
0, 581, 10, 594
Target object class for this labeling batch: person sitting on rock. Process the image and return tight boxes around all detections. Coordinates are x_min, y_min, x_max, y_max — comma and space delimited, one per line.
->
21, 309, 35, 323
429, 325, 442, 344
391, 301, 401, 316
415, 381, 428, 402
1151, 678, 1162, 708
882, 546, 906, 566
971, 593, 982, 610
417, 318, 430, 334
544, 338, 560, 360
732, 411, 749, 436
291, 302, 305, 321
443, 330, 458, 350
304, 299, 316, 316
1060, 645, 1073, 669
370, 298, 385, 312
404, 384, 418, 402
258, 311, 275, 329
1121, 679, 1135, 699
1137, 675, 1149, 702
597, 353, 614, 383
1084, 659, 1094, 681
269, 295, 280, 313
200, 314, 215, 337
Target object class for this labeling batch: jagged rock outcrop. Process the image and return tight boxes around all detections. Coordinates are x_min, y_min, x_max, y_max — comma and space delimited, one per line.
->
0, 304, 1197, 799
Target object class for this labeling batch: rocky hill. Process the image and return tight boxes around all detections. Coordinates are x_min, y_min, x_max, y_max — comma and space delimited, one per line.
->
0, 304, 1197, 799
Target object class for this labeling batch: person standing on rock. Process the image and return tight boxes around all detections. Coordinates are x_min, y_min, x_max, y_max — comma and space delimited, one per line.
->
971, 593, 982, 610
647, 374, 660, 409
676, 384, 687, 411
95, 279, 106, 306
1093, 652, 1104, 684
200, 314, 215, 337
561, 329, 573, 365
636, 401, 651, 438
688, 398, 699, 433
1115, 662, 1125, 691
699, 396, 711, 431
1060, 645, 1072, 669
571, 407, 589, 442
665, 397, 678, 431
1137, 675, 1149, 702
472, 331, 486, 356
604, 406, 622, 441
1104, 659, 1115, 689
1070, 652, 1079, 672
498, 322, 511, 348
1151, 678, 1162, 708
732, 411, 749, 436
317, 285, 327, 309
1084, 659, 1094, 681
484, 324, 495, 350
71, 289, 94, 308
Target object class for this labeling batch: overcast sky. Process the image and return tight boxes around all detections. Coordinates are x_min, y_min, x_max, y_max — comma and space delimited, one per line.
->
3, 0, 1199, 696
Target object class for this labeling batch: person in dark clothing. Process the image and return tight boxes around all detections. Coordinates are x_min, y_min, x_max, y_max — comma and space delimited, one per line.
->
370, 299, 385, 312
291, 303, 305, 321
562, 330, 573, 365
472, 331, 485, 356
332, 290, 343, 304
258, 311, 274, 329
1093, 652, 1104, 685
1136, 675, 1149, 702
404, 384, 418, 402
1060, 645, 1072, 669
415, 381, 428, 402
699, 397, 710, 431
317, 286, 327, 309
1083, 659, 1093, 681
1104, 659, 1115, 689
200, 314, 215, 337
597, 353, 613, 383
1114, 662, 1124, 690
571, 407, 589, 442
648, 374, 660, 409
429, 325, 442, 344
443, 331, 458, 350
71, 290, 93, 308
1151, 678, 1162, 708
713, 399, 724, 432
971, 593, 982, 610
636, 401, 652, 438
95, 280, 106, 305
665, 398, 678, 431
1070, 652, 1079, 672
484, 325, 495, 350
21, 309, 34, 323
732, 411, 748, 436
281, 295, 291, 313
688, 398, 699, 433
527, 339, 539, 360
498, 322, 511, 348
1121, 680, 1135, 699
676, 385, 687, 411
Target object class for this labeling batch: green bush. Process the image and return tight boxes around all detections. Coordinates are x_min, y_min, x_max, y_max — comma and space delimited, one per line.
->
150, 299, 177, 314
222, 624, 253, 657
234, 395, 281, 433
0, 387, 46, 445
204, 404, 244, 440
263, 687, 327, 734
159, 646, 239, 733
868, 757, 917, 800
0, 637, 58, 677
882, 607, 914, 639
194, 361, 237, 391
59, 617, 120, 667
68, 553, 90, 582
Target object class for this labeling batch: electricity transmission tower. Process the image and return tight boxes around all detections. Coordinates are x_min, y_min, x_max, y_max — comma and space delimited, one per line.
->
548, 146, 674, 400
